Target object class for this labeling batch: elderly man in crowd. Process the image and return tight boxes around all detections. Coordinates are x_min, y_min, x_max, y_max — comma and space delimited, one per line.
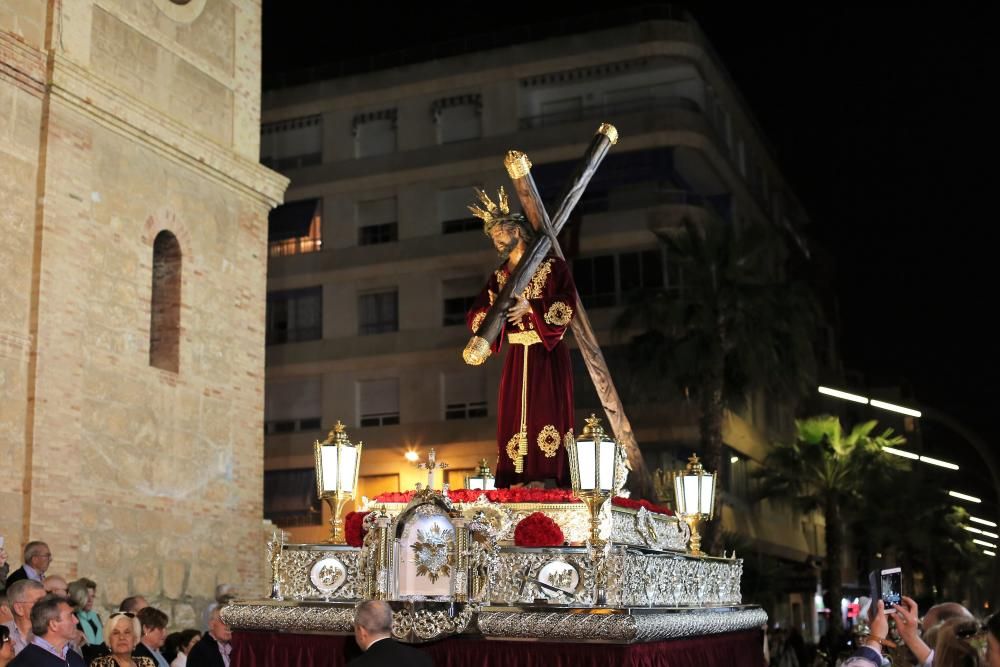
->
118, 597, 149, 614
2, 582, 46, 656
5, 545, 52, 589
185, 608, 230, 667
39, 579, 66, 600
348, 600, 432, 667
8, 595, 84, 667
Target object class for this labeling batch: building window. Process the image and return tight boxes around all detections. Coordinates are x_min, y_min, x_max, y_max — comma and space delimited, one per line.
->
573, 254, 616, 308
353, 109, 397, 158
433, 94, 482, 144
442, 371, 487, 420
357, 197, 397, 246
150, 230, 181, 372
359, 378, 400, 426
358, 290, 398, 335
573, 249, 665, 307
268, 198, 322, 257
260, 115, 322, 170
265, 376, 322, 435
442, 276, 481, 326
264, 468, 321, 527
266, 287, 322, 345
438, 185, 481, 234
619, 249, 665, 295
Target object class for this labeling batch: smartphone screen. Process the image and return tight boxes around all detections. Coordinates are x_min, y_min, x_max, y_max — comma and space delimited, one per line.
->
880, 567, 902, 609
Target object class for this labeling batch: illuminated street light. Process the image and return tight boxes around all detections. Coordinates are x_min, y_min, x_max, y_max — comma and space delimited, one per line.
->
404, 450, 419, 462
985, 550, 996, 557
973, 538, 998, 549
818, 386, 868, 404
730, 456, 739, 463
869, 399, 922, 418
971, 516, 998, 528
965, 526, 984, 535
919, 455, 959, 471
950, 490, 983, 503
884, 447, 919, 461
962, 526, 998, 539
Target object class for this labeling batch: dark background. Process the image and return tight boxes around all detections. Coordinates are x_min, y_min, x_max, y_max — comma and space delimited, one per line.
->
261, 3, 997, 497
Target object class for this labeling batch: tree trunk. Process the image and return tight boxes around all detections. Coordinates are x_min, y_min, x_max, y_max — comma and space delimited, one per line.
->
699, 347, 726, 556
823, 498, 845, 642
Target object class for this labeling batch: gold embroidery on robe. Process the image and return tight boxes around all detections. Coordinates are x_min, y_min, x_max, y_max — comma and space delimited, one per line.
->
525, 259, 554, 299
471, 311, 486, 333
506, 433, 521, 462
544, 301, 573, 327
538, 425, 561, 458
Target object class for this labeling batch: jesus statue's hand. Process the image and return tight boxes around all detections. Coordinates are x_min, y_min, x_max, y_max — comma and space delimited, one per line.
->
507, 293, 531, 322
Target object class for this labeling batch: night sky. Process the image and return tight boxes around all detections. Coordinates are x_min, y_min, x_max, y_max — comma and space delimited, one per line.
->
261, 4, 996, 497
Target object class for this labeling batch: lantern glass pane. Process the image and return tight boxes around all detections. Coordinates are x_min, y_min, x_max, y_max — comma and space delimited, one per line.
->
468, 478, 484, 490
674, 477, 686, 513
485, 478, 496, 490
577, 439, 596, 490
321, 446, 339, 492
699, 473, 714, 514
339, 445, 358, 492
683, 475, 700, 513
598, 439, 616, 492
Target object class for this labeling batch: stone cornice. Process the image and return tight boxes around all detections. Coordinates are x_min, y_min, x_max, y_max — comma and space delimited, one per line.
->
0, 31, 47, 96
48, 53, 287, 207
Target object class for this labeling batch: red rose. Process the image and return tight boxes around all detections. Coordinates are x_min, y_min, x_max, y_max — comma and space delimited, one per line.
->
513, 511, 565, 547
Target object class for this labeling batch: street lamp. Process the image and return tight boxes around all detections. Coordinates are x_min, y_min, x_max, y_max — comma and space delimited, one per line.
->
566, 414, 624, 605
672, 454, 716, 555
466, 458, 496, 490
314, 420, 363, 544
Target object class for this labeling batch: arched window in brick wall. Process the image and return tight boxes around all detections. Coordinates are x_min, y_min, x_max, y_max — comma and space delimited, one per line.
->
150, 230, 182, 372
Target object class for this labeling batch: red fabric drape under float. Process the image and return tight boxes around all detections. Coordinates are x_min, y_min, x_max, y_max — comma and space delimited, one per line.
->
233, 629, 766, 667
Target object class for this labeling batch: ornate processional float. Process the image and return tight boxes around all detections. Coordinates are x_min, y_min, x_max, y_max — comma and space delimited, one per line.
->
222, 124, 767, 655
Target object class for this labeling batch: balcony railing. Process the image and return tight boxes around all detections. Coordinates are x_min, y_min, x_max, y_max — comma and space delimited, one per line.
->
269, 236, 323, 257
518, 96, 701, 131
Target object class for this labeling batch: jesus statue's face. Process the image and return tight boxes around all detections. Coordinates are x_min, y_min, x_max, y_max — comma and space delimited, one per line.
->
490, 223, 521, 259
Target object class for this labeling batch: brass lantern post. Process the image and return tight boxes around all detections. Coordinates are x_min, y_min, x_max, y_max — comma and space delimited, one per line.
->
565, 414, 625, 605
314, 421, 363, 544
672, 453, 716, 555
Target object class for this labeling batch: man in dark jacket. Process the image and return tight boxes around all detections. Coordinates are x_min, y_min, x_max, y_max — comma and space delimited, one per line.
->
185, 607, 230, 667
347, 601, 432, 667
9, 595, 85, 667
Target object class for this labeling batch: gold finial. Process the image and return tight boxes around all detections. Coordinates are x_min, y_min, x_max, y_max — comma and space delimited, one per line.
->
504, 151, 533, 179
580, 413, 607, 440
322, 420, 351, 445
597, 123, 619, 145
463, 336, 492, 365
685, 453, 704, 473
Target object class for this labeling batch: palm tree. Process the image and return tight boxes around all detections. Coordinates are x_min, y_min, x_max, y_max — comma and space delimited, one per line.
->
755, 416, 905, 641
617, 217, 821, 552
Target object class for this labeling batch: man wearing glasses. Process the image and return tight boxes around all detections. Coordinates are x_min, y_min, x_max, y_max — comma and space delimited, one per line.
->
2, 582, 46, 656
5, 545, 52, 588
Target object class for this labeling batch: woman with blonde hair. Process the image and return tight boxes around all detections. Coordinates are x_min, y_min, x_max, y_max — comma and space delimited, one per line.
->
934, 616, 989, 667
89, 612, 156, 667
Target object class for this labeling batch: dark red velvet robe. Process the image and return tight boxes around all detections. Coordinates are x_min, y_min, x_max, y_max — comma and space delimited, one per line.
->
467, 255, 576, 487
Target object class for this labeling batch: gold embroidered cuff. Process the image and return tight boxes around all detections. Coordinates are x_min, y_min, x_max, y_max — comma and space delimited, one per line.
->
544, 301, 573, 326
471, 311, 486, 333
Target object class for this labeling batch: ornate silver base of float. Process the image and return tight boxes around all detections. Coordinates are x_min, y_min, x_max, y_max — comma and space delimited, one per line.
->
230, 490, 765, 644
222, 599, 766, 644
